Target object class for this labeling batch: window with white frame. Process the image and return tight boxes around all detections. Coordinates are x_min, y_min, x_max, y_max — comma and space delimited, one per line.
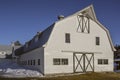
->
98, 59, 108, 65
53, 58, 68, 65
61, 59, 68, 65
28, 60, 30, 65
65, 33, 70, 43
31, 60, 32, 65
96, 37, 100, 45
38, 59, 40, 65
53, 58, 60, 65
33, 60, 35, 65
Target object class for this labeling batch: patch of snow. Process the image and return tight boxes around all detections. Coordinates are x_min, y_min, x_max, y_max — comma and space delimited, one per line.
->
0, 59, 42, 77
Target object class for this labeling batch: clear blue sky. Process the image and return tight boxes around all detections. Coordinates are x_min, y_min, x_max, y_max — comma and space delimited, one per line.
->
0, 0, 120, 45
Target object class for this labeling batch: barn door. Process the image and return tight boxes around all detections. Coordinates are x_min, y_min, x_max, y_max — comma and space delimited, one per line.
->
73, 53, 94, 73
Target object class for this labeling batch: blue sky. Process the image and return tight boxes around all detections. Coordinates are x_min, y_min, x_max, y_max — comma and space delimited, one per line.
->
0, 0, 120, 45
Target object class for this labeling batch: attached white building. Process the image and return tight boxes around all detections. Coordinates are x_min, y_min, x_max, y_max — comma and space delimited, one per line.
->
15, 5, 115, 75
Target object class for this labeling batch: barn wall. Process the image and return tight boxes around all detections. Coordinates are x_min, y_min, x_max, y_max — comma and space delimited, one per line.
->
45, 15, 113, 74
44, 51, 73, 74
94, 53, 113, 72
19, 47, 44, 74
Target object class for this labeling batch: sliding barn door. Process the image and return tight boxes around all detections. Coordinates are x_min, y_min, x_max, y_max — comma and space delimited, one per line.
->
73, 53, 94, 73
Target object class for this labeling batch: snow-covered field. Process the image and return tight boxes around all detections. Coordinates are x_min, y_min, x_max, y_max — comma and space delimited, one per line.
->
0, 59, 42, 77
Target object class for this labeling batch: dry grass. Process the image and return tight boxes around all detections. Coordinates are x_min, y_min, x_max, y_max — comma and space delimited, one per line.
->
0, 72, 120, 80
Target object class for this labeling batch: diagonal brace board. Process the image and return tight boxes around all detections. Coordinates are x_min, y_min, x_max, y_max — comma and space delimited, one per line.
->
77, 15, 90, 33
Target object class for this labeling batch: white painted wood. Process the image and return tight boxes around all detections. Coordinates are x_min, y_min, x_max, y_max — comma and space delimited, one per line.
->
18, 5, 114, 75
44, 15, 113, 74
19, 47, 44, 74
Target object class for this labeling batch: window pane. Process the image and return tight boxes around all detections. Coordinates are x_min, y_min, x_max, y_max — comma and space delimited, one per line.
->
38, 59, 40, 65
31, 60, 32, 65
28, 60, 30, 65
65, 33, 70, 43
96, 37, 100, 45
98, 59, 102, 64
61, 59, 68, 65
33, 60, 35, 65
104, 59, 108, 64
53, 58, 60, 65
98, 59, 108, 65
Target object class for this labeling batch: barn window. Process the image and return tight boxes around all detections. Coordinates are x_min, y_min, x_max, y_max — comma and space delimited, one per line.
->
98, 59, 102, 64
28, 60, 30, 65
53, 58, 60, 65
65, 33, 70, 43
104, 59, 108, 64
96, 37, 100, 45
38, 59, 40, 65
98, 59, 108, 65
53, 58, 68, 65
61, 59, 68, 65
31, 60, 32, 65
33, 60, 35, 65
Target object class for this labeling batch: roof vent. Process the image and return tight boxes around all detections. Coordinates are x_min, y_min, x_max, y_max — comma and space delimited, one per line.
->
58, 15, 64, 20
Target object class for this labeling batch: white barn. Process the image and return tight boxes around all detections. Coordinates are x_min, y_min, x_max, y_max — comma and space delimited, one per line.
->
15, 5, 115, 75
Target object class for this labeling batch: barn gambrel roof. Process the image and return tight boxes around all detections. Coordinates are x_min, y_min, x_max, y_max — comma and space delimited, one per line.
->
15, 23, 55, 56
15, 5, 115, 56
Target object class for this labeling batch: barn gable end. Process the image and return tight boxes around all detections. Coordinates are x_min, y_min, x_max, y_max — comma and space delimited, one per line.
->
44, 5, 114, 74
46, 5, 115, 51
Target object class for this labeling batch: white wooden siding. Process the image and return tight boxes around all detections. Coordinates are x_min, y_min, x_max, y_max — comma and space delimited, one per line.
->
19, 47, 44, 74
44, 15, 113, 74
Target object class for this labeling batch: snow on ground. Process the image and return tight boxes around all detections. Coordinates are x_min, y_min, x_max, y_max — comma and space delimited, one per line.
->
0, 59, 42, 77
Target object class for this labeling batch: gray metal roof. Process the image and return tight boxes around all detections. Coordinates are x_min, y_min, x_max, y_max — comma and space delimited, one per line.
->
15, 23, 55, 56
